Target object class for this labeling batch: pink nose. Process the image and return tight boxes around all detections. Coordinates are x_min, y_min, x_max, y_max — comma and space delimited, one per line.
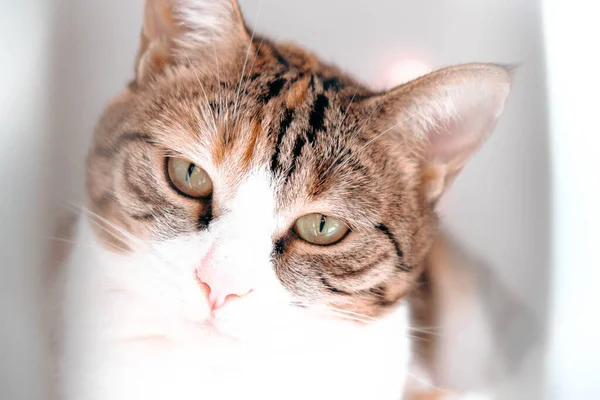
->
196, 268, 252, 312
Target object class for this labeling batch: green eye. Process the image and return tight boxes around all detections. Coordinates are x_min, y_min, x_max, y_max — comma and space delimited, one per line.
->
294, 213, 349, 246
167, 157, 213, 198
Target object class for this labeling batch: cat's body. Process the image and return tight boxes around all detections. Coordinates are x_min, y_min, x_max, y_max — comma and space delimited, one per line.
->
54, 1, 514, 399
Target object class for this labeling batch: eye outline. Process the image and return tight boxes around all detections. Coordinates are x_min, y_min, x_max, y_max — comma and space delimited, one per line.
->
164, 157, 213, 200
292, 213, 351, 247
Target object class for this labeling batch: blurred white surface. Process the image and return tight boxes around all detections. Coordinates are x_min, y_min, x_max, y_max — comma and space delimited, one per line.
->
543, 1, 600, 399
0, 1, 52, 399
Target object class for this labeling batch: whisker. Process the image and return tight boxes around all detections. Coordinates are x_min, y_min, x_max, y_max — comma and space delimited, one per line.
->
182, 50, 218, 135
289, 302, 374, 324
62, 201, 145, 250
62, 203, 200, 306
240, 35, 266, 102
288, 303, 437, 343
210, 25, 225, 142
353, 94, 385, 137
232, 0, 263, 121
405, 372, 449, 393
339, 83, 362, 129
361, 114, 415, 149
323, 306, 379, 321
44, 235, 129, 254
408, 326, 442, 335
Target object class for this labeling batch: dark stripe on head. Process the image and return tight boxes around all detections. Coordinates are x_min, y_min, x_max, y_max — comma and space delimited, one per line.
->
270, 108, 295, 173
375, 224, 412, 272
269, 44, 290, 68
260, 77, 286, 104
94, 133, 153, 158
323, 77, 343, 91
285, 134, 306, 181
307, 94, 329, 144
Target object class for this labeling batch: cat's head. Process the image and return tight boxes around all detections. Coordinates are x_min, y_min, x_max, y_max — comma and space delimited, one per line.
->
86, 0, 512, 328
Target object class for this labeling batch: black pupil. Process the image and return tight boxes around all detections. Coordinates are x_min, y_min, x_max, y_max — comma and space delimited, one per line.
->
186, 164, 196, 182
319, 215, 327, 234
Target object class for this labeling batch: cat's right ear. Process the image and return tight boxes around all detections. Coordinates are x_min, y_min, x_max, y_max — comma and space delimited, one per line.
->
134, 0, 250, 85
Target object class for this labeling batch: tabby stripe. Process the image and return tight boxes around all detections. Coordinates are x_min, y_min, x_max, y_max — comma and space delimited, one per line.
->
267, 43, 290, 68
322, 76, 343, 91
319, 273, 351, 295
307, 93, 329, 144
375, 224, 412, 272
129, 213, 155, 221
396, 262, 413, 272
259, 77, 286, 104
368, 284, 387, 297
331, 253, 390, 278
284, 134, 306, 181
95, 133, 153, 158
284, 92, 330, 181
270, 108, 295, 173
123, 160, 168, 206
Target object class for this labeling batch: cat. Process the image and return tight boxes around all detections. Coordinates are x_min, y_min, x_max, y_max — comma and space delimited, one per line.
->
54, 0, 513, 399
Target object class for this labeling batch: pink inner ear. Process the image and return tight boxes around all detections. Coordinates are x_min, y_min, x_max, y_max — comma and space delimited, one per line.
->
425, 88, 505, 168
427, 112, 486, 167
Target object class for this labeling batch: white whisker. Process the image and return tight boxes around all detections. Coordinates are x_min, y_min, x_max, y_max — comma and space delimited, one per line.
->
362, 114, 415, 149
59, 201, 194, 302
232, 0, 263, 121
406, 372, 449, 393
44, 235, 129, 254
210, 24, 225, 142
339, 83, 362, 129
240, 35, 266, 102
182, 50, 219, 135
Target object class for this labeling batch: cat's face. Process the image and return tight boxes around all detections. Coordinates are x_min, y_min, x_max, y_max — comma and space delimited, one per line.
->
86, 0, 512, 330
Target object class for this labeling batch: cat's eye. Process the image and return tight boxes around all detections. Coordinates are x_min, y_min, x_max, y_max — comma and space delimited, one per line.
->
167, 157, 213, 198
294, 214, 349, 246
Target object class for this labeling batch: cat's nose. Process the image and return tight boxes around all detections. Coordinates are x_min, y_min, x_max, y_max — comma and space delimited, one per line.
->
196, 267, 253, 312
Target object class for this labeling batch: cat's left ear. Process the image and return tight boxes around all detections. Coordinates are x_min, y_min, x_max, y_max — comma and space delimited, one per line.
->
365, 63, 514, 203
135, 0, 250, 85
